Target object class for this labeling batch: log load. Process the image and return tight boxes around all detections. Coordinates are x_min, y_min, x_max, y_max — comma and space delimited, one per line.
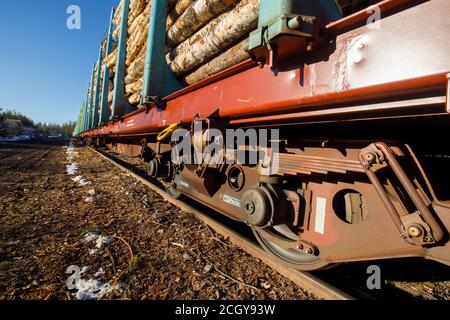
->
93, 1, 359, 110
107, 0, 152, 107
167, 0, 258, 77
183, 38, 250, 85
166, 0, 195, 30
166, 0, 241, 49
105, 0, 260, 108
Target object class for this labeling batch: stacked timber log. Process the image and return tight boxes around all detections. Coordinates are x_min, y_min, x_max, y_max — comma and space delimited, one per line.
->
166, 0, 259, 85
92, 63, 99, 115
104, 0, 260, 108
106, 0, 152, 107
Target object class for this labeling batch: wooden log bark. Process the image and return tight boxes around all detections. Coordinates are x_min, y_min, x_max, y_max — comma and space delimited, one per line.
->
108, 91, 114, 104
107, 78, 114, 106
166, 12, 177, 31
113, 0, 150, 40
92, 63, 100, 99
125, 79, 143, 95
128, 92, 141, 105
128, 10, 147, 36
166, 0, 195, 30
166, 12, 225, 63
98, 69, 105, 99
166, 0, 240, 49
126, 21, 149, 65
175, 0, 195, 15
113, 0, 123, 25
109, 6, 149, 70
129, 0, 146, 21
168, 0, 259, 76
122, 1, 150, 66
106, 49, 118, 69
125, 55, 146, 84
184, 38, 249, 85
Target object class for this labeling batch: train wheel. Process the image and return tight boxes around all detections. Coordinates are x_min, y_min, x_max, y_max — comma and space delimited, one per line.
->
252, 225, 332, 271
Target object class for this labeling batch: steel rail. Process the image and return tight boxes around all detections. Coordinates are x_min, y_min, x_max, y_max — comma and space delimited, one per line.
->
88, 146, 356, 300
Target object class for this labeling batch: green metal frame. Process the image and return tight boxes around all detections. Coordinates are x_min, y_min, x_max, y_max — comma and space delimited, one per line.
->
249, 0, 342, 65
83, 90, 89, 132
87, 63, 95, 130
141, 0, 184, 106
99, 7, 115, 125
111, 0, 135, 119
82, 91, 88, 133
78, 97, 85, 135
92, 46, 104, 128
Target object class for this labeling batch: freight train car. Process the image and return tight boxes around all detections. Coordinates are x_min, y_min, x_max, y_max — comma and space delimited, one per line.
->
74, 0, 450, 271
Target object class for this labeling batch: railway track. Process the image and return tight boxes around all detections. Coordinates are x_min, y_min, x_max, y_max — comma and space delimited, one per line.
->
88, 145, 367, 300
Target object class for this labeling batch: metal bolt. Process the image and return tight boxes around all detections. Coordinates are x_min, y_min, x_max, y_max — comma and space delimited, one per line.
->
244, 201, 255, 215
408, 225, 423, 238
365, 152, 376, 163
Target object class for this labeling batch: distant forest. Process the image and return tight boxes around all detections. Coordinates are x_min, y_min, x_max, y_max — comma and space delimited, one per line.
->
0, 108, 76, 136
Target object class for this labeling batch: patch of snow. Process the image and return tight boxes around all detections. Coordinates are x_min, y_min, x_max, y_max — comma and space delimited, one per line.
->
81, 232, 113, 249
66, 144, 78, 162
74, 278, 116, 300
82, 233, 114, 254
72, 175, 90, 187
66, 151, 78, 162
67, 232, 124, 300
72, 176, 83, 183
66, 163, 79, 176
94, 268, 105, 277
78, 179, 91, 187
95, 236, 114, 249
66, 143, 90, 186
81, 232, 100, 243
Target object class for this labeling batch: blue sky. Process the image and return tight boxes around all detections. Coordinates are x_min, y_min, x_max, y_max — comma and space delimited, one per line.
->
0, 0, 118, 124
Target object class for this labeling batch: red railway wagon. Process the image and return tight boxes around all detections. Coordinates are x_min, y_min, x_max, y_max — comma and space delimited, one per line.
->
76, 0, 450, 270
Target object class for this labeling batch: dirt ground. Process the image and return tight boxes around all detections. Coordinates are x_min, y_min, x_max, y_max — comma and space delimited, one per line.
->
0, 139, 316, 300
1, 139, 449, 301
